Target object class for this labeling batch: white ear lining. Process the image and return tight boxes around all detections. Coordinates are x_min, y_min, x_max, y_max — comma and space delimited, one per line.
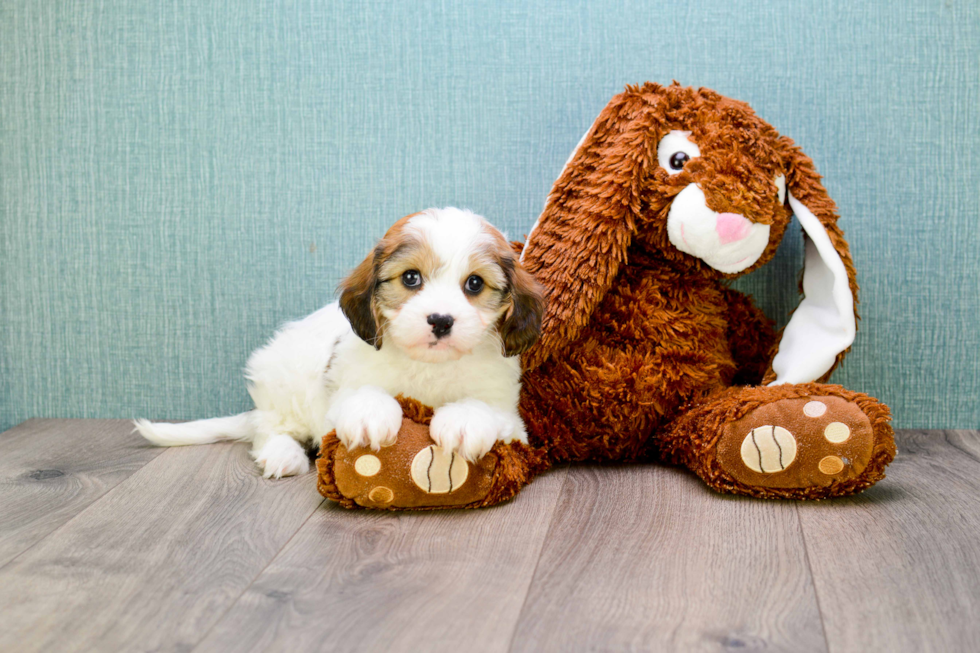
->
521, 119, 597, 264
769, 191, 856, 385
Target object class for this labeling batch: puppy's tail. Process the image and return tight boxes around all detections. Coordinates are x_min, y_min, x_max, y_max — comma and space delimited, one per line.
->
133, 412, 256, 447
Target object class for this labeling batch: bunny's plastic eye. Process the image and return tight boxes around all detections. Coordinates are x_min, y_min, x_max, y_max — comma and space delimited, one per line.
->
669, 152, 690, 171
657, 131, 701, 175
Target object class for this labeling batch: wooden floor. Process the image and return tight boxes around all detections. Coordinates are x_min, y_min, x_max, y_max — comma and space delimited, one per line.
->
1, 421, 978, 652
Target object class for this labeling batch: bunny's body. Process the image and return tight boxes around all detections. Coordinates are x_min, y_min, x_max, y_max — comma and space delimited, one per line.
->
518, 83, 895, 499
521, 252, 773, 463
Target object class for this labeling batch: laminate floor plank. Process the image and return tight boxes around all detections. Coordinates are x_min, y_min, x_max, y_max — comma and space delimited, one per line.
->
0, 442, 323, 653
798, 430, 980, 653
509, 464, 827, 653
194, 467, 569, 653
0, 419, 164, 568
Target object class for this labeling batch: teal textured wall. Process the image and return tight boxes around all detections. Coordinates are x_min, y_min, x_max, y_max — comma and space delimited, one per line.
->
2, 0, 978, 431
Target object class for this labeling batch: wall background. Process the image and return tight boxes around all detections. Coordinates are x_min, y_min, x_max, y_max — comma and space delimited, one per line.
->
2, 0, 978, 432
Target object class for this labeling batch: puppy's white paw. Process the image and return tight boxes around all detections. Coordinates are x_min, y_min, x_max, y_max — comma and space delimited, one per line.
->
430, 400, 510, 462
252, 434, 310, 479
328, 386, 402, 451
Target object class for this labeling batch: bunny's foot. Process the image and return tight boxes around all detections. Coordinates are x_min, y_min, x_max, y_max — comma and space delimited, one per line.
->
717, 395, 877, 492
317, 395, 549, 510
665, 384, 896, 499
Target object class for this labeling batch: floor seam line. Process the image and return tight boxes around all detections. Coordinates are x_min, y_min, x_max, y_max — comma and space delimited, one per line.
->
188, 497, 328, 653
796, 502, 833, 653
504, 463, 570, 653
945, 430, 980, 465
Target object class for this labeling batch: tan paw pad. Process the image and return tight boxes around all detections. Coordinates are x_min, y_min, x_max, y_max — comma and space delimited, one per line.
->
368, 486, 394, 504
818, 456, 845, 475
411, 445, 469, 494
803, 401, 827, 417
740, 426, 797, 473
823, 422, 850, 443
353, 454, 381, 476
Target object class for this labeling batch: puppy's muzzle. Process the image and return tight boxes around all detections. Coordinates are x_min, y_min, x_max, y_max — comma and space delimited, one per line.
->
427, 313, 454, 339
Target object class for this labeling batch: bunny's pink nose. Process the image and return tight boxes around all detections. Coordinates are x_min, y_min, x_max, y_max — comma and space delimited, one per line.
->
715, 212, 752, 244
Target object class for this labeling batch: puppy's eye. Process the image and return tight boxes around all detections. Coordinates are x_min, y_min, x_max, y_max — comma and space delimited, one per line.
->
657, 131, 701, 176
464, 275, 484, 294
401, 270, 422, 288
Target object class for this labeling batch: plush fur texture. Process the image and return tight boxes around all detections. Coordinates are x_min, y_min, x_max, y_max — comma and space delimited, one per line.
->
512, 83, 894, 499
136, 207, 545, 478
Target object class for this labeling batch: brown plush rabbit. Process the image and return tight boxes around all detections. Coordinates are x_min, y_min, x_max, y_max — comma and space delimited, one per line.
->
518, 82, 895, 499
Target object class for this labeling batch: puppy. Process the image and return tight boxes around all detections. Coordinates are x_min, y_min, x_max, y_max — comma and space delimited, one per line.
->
135, 208, 544, 478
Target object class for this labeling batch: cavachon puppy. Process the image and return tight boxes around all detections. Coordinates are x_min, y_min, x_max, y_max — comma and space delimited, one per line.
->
136, 208, 544, 478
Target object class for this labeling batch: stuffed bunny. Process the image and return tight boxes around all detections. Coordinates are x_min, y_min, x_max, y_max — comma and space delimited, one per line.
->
517, 82, 895, 499
318, 82, 896, 509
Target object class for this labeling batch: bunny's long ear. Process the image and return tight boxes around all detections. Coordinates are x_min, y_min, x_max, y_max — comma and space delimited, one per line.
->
520, 91, 650, 371
767, 141, 859, 385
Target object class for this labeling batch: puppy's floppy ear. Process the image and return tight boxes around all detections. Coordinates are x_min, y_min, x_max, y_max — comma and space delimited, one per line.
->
766, 138, 859, 385
498, 253, 546, 357
520, 87, 654, 370
339, 248, 382, 350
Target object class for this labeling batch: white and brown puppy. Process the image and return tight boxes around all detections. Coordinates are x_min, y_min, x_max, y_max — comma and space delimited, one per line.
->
135, 208, 544, 478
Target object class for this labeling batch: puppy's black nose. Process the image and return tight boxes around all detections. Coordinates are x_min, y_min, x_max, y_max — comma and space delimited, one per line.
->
427, 313, 454, 338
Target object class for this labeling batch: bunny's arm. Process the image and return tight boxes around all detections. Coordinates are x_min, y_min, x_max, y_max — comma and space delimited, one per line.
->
721, 287, 777, 386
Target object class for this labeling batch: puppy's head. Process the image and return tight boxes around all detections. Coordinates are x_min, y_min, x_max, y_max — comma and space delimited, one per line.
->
339, 208, 544, 363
